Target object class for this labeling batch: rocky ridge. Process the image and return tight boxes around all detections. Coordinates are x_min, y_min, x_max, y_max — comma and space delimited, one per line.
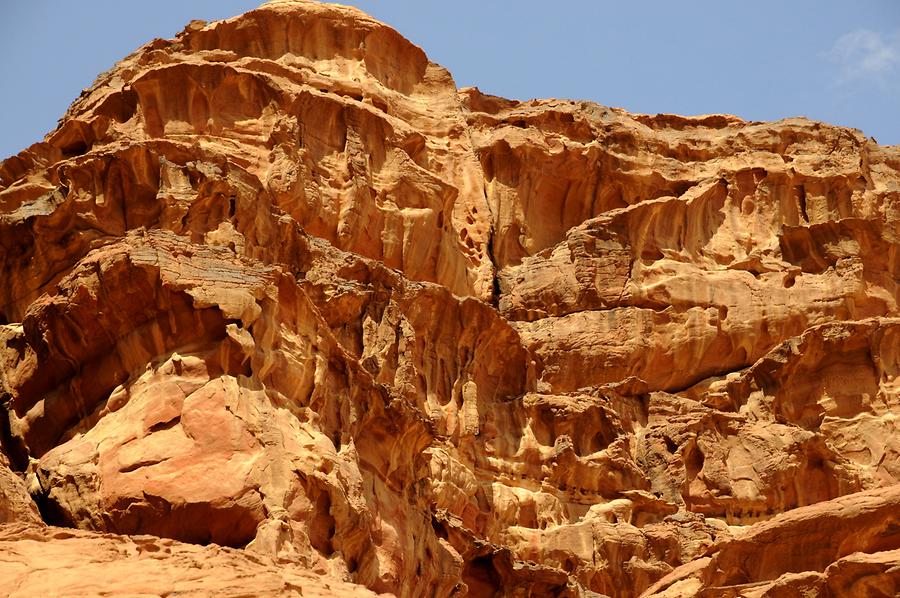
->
1, 1, 899, 596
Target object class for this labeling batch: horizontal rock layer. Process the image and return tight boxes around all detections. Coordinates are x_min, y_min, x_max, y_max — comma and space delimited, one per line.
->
1, 0, 899, 596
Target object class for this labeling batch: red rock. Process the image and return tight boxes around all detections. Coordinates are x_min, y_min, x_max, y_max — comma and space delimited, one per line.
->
0, 523, 382, 597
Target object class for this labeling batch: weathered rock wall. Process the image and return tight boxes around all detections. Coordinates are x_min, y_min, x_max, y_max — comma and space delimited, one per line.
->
1, 1, 899, 596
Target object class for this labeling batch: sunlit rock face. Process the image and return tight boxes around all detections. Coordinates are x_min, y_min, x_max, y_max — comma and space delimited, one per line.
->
1, 1, 899, 596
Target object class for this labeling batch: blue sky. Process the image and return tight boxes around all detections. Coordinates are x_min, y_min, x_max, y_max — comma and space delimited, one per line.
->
1, 1, 898, 159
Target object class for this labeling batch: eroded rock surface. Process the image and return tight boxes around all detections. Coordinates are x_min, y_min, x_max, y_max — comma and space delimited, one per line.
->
0, 522, 381, 597
1, 1, 899, 596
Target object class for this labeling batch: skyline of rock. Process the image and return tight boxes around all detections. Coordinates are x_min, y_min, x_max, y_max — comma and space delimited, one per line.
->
1, 1, 899, 596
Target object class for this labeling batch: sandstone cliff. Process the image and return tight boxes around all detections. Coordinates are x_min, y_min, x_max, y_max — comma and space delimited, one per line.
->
1, 1, 899, 596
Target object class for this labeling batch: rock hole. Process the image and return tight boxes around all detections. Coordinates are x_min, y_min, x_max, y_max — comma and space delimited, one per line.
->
783, 272, 796, 288
308, 491, 335, 556
794, 184, 809, 223
147, 416, 180, 434
100, 89, 138, 123
61, 140, 89, 158
33, 488, 77, 528
491, 274, 501, 307
462, 556, 501, 596
0, 398, 29, 471
672, 180, 695, 197
718, 305, 728, 321
187, 168, 202, 188
475, 486, 490, 512
589, 429, 613, 454
371, 96, 389, 113
640, 246, 664, 262
663, 436, 678, 454
431, 515, 448, 540
686, 443, 705, 479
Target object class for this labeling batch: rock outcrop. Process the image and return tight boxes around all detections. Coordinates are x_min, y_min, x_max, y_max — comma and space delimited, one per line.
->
1, 1, 899, 596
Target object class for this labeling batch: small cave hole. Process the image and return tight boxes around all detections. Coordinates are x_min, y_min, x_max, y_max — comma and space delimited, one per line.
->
431, 516, 448, 540
589, 430, 613, 454
308, 492, 335, 556
794, 184, 809, 223
33, 490, 77, 529
462, 557, 501, 596
0, 408, 28, 471
61, 140, 89, 158
640, 246, 664, 262
686, 444, 706, 478
663, 436, 678, 454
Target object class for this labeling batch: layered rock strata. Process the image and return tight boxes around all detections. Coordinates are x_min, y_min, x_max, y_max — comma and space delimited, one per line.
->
1, 1, 899, 596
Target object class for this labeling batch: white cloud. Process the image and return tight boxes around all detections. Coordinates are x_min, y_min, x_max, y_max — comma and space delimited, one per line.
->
828, 29, 900, 86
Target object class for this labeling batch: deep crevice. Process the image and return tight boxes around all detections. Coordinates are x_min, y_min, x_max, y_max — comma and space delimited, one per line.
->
0, 394, 29, 471
795, 184, 809, 223
484, 224, 501, 309
31, 473, 74, 528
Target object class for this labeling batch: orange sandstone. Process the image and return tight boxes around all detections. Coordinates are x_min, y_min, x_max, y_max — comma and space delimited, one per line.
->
0, 1, 899, 596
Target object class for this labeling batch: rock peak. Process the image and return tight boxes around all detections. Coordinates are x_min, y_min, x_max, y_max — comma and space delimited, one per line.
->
1, 3, 899, 597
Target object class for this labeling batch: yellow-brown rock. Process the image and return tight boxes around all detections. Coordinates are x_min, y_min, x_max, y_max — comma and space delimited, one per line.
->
1, 1, 899, 596
641, 485, 900, 597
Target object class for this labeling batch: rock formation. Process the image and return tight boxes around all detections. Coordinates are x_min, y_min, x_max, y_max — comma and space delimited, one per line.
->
1, 1, 899, 596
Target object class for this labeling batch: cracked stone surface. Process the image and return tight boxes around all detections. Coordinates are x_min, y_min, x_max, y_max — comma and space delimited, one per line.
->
1, 1, 899, 596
